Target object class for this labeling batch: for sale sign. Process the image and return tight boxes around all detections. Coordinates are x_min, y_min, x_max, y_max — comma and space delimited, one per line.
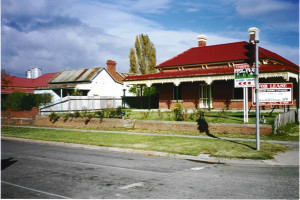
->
252, 83, 293, 105
234, 64, 255, 87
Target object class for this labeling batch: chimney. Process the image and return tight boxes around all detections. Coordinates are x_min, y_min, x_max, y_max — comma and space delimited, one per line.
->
106, 60, 116, 75
248, 27, 260, 43
197, 35, 207, 47
106, 60, 123, 82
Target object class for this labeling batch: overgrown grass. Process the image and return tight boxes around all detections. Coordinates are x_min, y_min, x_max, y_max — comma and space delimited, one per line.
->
2, 127, 289, 160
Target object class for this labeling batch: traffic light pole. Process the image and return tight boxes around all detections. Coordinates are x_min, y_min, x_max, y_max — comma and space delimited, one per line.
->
250, 28, 260, 151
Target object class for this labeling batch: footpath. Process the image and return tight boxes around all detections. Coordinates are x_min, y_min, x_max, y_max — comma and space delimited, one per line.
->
2, 125, 299, 167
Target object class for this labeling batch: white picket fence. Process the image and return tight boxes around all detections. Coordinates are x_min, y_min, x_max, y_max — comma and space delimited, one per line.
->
273, 110, 299, 133
39, 96, 123, 115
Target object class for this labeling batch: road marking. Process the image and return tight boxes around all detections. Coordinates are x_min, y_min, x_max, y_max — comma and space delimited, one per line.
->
1, 181, 71, 199
119, 182, 144, 190
191, 167, 205, 171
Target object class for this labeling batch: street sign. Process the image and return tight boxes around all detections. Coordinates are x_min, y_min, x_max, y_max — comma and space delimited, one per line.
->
252, 83, 293, 105
234, 64, 255, 87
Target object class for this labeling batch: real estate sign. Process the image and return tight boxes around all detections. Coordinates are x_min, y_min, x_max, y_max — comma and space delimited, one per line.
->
234, 64, 255, 87
252, 83, 293, 105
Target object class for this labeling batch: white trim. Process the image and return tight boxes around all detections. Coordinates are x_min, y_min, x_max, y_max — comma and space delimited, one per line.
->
124, 71, 298, 86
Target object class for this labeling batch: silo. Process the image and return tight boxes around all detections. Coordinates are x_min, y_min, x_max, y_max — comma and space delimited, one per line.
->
26, 70, 32, 79
31, 68, 42, 78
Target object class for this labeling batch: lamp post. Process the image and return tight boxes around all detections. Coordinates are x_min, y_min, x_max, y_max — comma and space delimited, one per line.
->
249, 27, 260, 151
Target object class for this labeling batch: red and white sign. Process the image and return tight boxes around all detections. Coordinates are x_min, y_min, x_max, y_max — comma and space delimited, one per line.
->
252, 83, 293, 105
234, 64, 255, 88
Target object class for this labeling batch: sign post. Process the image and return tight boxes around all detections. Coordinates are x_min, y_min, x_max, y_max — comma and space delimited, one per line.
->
234, 63, 255, 123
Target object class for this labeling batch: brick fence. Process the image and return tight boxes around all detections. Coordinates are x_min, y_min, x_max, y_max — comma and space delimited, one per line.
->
1, 108, 39, 125
35, 116, 272, 135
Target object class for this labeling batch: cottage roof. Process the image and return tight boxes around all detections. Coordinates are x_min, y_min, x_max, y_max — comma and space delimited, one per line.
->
49, 67, 102, 84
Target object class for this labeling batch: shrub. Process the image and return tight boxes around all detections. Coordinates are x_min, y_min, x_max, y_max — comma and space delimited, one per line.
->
142, 112, 150, 120
48, 112, 60, 123
172, 103, 183, 121
96, 110, 105, 122
157, 109, 163, 119
74, 111, 81, 118
3, 92, 52, 111
116, 106, 122, 116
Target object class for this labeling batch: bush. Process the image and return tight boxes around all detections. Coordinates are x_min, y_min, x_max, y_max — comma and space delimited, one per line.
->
74, 111, 81, 118
3, 92, 52, 111
48, 112, 60, 123
172, 103, 183, 121
95, 110, 104, 122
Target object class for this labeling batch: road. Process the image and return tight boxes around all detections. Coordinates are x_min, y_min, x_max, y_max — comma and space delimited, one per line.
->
1, 140, 299, 199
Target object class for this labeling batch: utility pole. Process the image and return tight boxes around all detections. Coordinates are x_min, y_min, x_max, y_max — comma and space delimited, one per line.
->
249, 27, 260, 151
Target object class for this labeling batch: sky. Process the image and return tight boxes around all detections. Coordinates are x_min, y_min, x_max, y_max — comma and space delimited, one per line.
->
2, 0, 299, 77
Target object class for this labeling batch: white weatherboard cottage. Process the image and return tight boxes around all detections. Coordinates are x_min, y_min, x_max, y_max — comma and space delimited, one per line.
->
38, 63, 132, 113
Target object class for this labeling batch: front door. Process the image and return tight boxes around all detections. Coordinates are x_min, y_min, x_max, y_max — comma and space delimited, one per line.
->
199, 84, 212, 108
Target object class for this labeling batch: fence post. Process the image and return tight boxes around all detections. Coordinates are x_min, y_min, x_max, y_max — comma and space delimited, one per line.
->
68, 96, 71, 113
92, 96, 94, 111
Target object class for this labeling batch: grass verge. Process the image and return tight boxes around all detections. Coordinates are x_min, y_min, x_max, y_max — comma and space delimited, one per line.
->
1, 126, 289, 160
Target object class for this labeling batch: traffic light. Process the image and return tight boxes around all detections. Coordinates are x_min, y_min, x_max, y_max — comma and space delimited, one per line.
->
244, 42, 254, 67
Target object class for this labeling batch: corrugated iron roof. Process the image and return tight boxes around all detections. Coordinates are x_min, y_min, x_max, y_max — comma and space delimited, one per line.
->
49, 67, 102, 84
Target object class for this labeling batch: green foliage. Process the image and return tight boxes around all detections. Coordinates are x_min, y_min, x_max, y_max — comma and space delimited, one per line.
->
116, 106, 122, 116
128, 85, 157, 96
74, 111, 81, 118
172, 103, 183, 121
95, 110, 105, 122
48, 112, 60, 123
142, 111, 150, 120
36, 93, 53, 106
129, 34, 156, 75
71, 89, 82, 96
3, 92, 52, 111
129, 48, 138, 74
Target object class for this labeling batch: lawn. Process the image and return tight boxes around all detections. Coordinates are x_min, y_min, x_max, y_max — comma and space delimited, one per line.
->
1, 126, 289, 160
123, 109, 277, 125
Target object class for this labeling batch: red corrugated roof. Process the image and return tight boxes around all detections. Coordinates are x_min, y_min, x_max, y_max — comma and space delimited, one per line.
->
124, 65, 299, 81
2, 73, 57, 94
4, 73, 57, 88
1, 88, 35, 94
157, 41, 298, 68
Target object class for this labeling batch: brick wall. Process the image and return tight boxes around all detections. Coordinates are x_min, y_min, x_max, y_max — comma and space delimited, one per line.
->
1, 107, 39, 119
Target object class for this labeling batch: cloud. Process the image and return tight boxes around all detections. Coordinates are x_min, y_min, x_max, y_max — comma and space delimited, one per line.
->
1, 0, 298, 77
233, 0, 299, 32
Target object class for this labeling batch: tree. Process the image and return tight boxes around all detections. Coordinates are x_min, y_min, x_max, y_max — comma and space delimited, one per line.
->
1, 69, 11, 89
129, 34, 156, 74
129, 48, 138, 74
129, 34, 157, 97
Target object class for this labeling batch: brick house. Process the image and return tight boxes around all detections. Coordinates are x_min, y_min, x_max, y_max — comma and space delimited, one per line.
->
124, 29, 299, 110
1, 73, 57, 95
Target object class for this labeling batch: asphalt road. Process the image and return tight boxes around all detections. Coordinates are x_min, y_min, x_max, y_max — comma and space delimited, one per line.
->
1, 140, 299, 199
